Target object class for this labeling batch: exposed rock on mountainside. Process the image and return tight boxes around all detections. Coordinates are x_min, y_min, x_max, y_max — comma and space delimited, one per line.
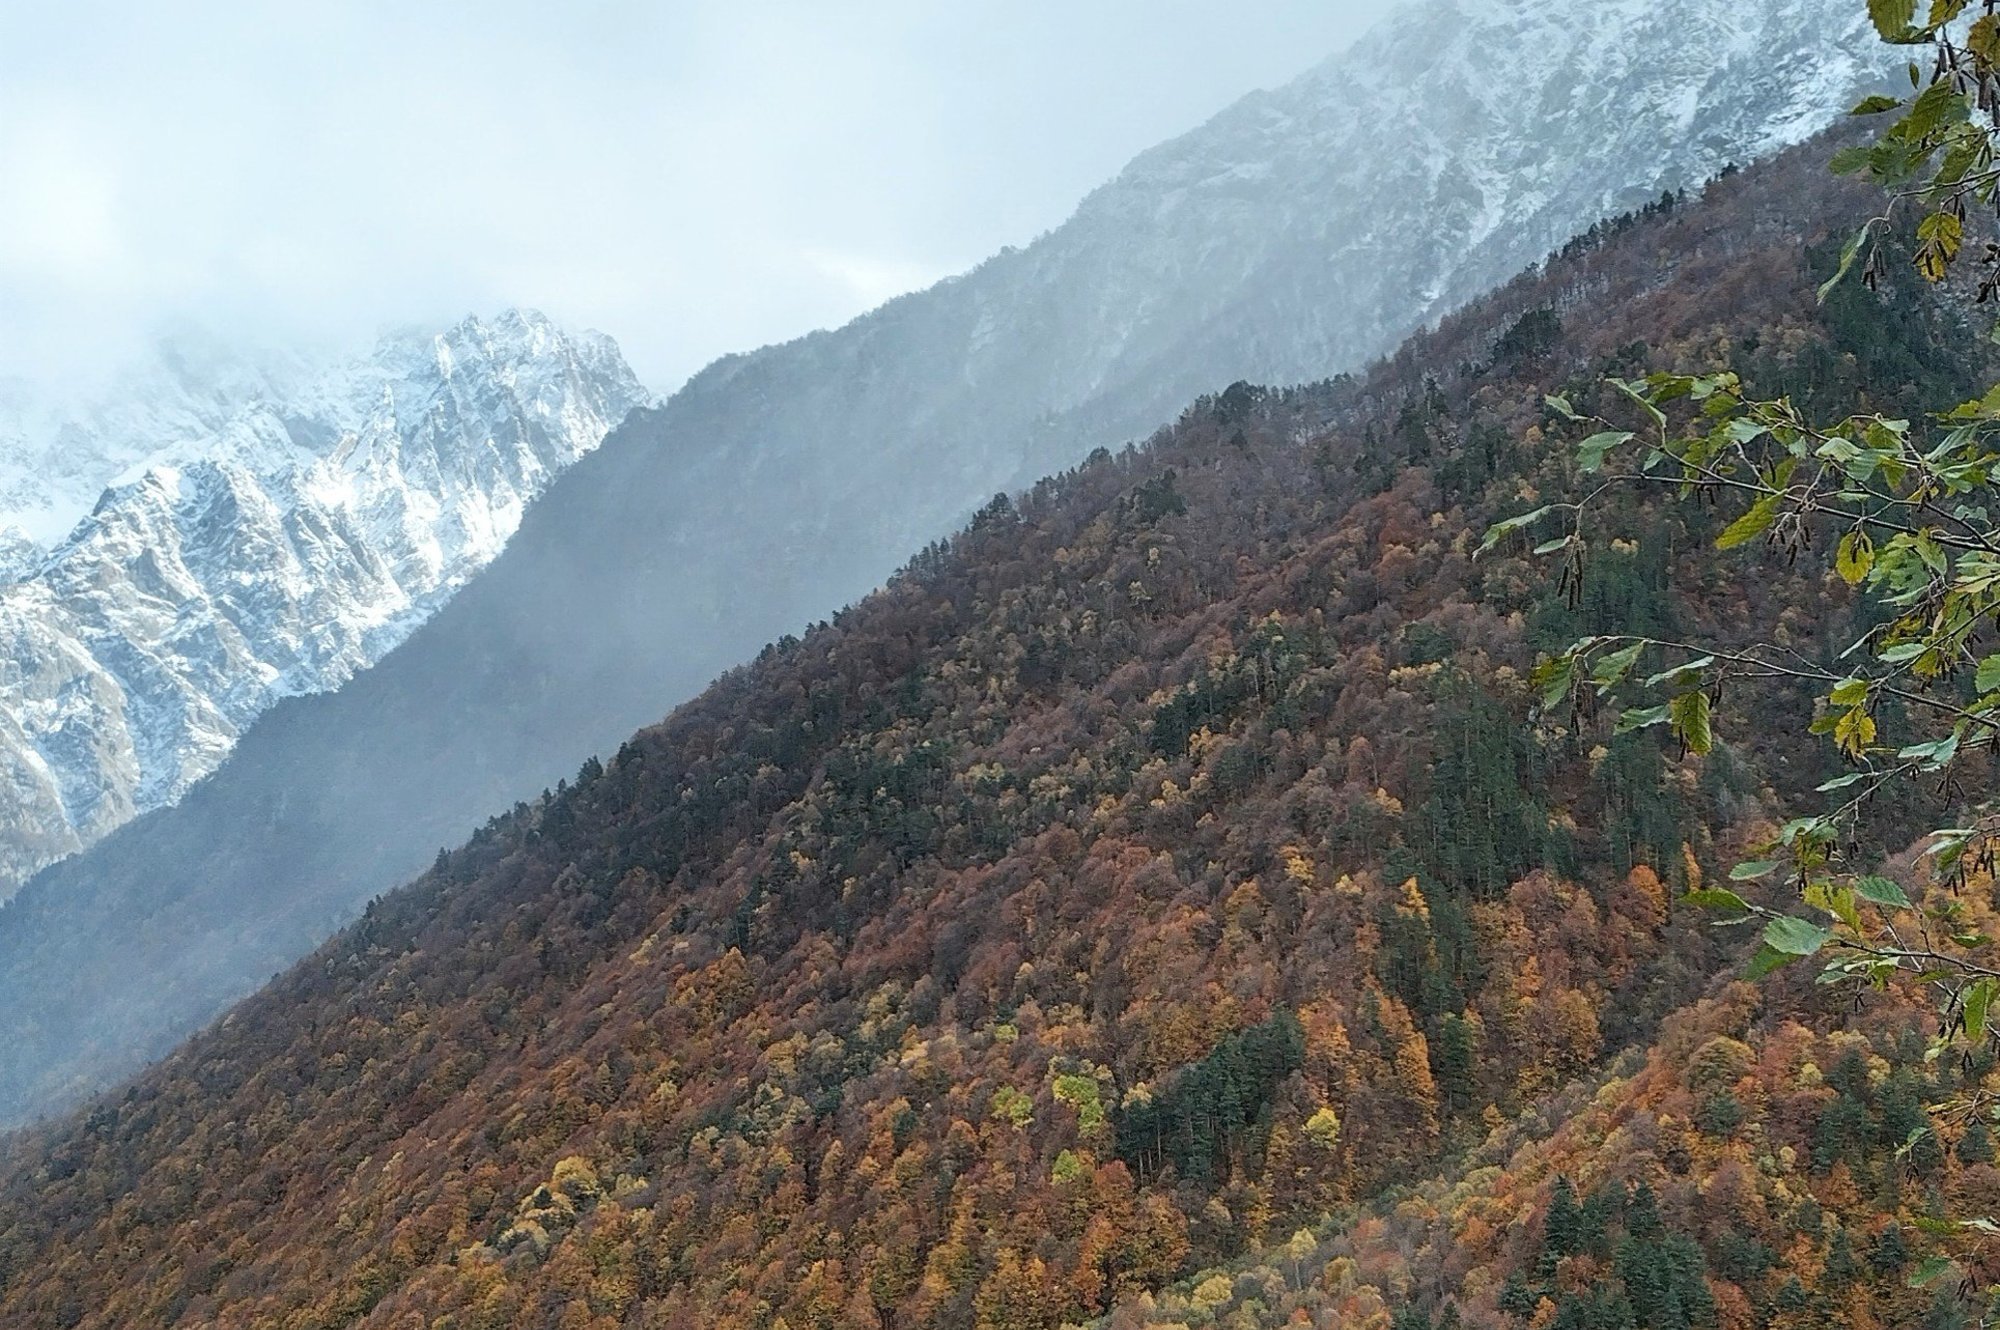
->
0, 0, 1892, 1124
0, 312, 648, 895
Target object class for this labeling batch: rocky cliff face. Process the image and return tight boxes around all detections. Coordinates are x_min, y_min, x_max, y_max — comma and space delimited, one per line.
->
0, 0, 1892, 1123
0, 311, 648, 895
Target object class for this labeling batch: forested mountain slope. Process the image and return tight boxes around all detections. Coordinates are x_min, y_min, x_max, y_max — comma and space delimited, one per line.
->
0, 135, 1969, 1330
1102, 970, 1999, 1329
0, 0, 1894, 1128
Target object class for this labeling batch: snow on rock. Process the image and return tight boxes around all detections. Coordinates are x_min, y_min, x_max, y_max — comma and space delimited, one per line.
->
0, 311, 648, 896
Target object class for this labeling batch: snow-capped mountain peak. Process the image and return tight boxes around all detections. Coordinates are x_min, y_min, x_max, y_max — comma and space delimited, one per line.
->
0, 311, 650, 896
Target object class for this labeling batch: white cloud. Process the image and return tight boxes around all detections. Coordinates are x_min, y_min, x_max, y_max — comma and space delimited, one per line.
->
0, 1, 1394, 396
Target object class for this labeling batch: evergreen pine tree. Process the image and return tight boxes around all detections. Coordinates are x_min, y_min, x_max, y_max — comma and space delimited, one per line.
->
1960, 1119, 1996, 1165
1868, 1223, 1910, 1277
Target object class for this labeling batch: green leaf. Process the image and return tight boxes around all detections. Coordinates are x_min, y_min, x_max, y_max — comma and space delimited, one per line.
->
1965, 977, 1995, 1043
1820, 224, 1873, 302
1590, 641, 1645, 689
1684, 888, 1754, 914
1872, 0, 1920, 40
1978, 654, 2000, 695
1716, 494, 1781, 550
1614, 704, 1671, 734
1898, 731, 1960, 769
1645, 656, 1715, 688
1930, 0, 1971, 26
1836, 530, 1876, 585
1849, 93, 1904, 116
1828, 677, 1870, 706
1854, 876, 1914, 910
1479, 506, 1554, 553
1764, 915, 1833, 956
1577, 431, 1634, 473
1669, 690, 1714, 756
1730, 860, 1781, 881
1745, 944, 1799, 979
1545, 393, 1581, 421
1533, 656, 1577, 713
1973, 13, 2000, 63
1901, 79, 1973, 139
1803, 880, 1858, 930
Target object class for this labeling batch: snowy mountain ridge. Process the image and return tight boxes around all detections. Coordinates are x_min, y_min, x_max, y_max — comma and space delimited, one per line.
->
0, 310, 649, 895
0, 331, 317, 554
977, 0, 1887, 432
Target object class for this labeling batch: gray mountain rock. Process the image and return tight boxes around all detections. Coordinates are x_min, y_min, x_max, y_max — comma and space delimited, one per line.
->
0, 312, 649, 895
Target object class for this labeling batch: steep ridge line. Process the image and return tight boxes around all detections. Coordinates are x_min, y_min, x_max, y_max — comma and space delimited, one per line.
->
0, 134, 1953, 1329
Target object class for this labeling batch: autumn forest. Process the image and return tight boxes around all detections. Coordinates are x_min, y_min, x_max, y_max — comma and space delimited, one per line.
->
1, 121, 1994, 1330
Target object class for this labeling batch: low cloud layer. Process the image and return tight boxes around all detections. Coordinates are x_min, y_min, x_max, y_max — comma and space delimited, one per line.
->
0, 0, 1391, 395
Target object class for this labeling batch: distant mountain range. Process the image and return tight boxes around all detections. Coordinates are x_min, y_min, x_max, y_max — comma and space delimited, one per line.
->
0, 312, 647, 894
0, 0, 1889, 1125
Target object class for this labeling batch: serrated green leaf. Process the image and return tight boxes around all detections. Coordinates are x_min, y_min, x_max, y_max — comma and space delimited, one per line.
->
1965, 978, 1995, 1043
1684, 887, 1754, 913
1533, 656, 1577, 713
1746, 944, 1799, 979
1545, 393, 1581, 421
1607, 380, 1668, 437
1615, 704, 1671, 735
1821, 224, 1873, 302
1849, 94, 1904, 117
1899, 730, 1960, 769
1973, 13, 2000, 63
1670, 690, 1714, 756
1803, 881, 1858, 931
1854, 876, 1914, 909
1764, 915, 1833, 956
1829, 677, 1870, 706
1591, 641, 1645, 689
1836, 530, 1876, 585
1479, 506, 1554, 554
1901, 79, 1973, 139
1978, 654, 2000, 695
1577, 431, 1634, 473
1730, 860, 1781, 881
1645, 656, 1715, 688
1716, 494, 1782, 550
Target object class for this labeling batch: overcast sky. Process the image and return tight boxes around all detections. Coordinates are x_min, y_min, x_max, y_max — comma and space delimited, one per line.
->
0, 1, 1395, 396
